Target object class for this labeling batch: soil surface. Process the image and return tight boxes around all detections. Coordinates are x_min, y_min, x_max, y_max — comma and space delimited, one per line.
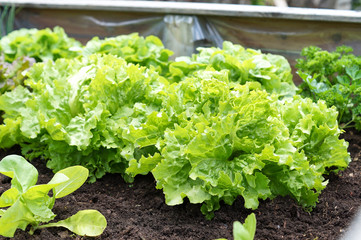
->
0, 129, 361, 240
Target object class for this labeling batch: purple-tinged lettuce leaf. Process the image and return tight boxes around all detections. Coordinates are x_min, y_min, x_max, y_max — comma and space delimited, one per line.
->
0, 54, 35, 94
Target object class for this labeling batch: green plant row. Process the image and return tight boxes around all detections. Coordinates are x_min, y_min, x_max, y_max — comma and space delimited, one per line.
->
0, 26, 297, 96
0, 27, 352, 219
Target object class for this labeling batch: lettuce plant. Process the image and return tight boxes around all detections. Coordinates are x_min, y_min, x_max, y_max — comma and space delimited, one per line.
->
0, 54, 169, 182
0, 155, 107, 237
0, 26, 82, 62
232, 213, 257, 240
0, 54, 35, 94
169, 41, 297, 97
126, 71, 350, 218
83, 33, 173, 76
217, 213, 257, 240
296, 45, 361, 130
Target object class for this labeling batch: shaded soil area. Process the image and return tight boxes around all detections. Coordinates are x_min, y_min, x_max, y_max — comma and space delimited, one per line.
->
0, 129, 361, 240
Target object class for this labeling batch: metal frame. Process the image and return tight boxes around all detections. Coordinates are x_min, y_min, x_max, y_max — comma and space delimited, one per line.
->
1, 0, 361, 23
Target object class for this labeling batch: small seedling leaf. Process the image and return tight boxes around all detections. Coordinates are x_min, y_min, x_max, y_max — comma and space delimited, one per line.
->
0, 155, 38, 193
40, 209, 107, 236
53, 166, 89, 198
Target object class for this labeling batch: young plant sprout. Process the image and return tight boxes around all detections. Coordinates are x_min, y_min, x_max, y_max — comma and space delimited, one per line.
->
0, 155, 107, 238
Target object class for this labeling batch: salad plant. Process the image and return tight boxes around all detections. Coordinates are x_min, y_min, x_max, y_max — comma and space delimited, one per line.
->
217, 213, 256, 240
0, 26, 82, 62
83, 33, 173, 76
296, 45, 361, 130
169, 41, 297, 97
0, 154, 107, 237
0, 54, 35, 94
127, 72, 350, 218
0, 54, 170, 182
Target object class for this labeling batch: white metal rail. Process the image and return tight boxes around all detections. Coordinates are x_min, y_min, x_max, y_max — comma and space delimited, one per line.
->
0, 0, 361, 23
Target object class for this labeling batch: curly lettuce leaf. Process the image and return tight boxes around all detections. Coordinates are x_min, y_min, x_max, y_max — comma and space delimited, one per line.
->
169, 41, 297, 97
296, 45, 361, 130
0, 86, 36, 148
83, 33, 173, 76
0, 54, 35, 94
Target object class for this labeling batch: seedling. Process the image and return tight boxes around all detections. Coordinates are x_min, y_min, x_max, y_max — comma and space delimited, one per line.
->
217, 213, 257, 240
0, 154, 107, 237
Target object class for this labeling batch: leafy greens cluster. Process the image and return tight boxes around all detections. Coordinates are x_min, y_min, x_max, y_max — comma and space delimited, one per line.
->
0, 28, 174, 98
0, 54, 169, 182
0, 26, 82, 62
169, 41, 297, 97
296, 45, 361, 130
83, 33, 173, 76
127, 71, 349, 218
0, 27, 351, 218
0, 53, 350, 218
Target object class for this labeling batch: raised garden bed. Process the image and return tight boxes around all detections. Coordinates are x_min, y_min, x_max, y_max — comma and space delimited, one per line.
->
1, 1, 361, 239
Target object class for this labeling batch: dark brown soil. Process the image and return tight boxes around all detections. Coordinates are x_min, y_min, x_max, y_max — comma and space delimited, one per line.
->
1, 129, 361, 240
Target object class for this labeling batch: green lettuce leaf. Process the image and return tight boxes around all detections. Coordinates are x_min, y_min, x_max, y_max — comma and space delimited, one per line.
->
169, 41, 297, 96
83, 33, 173, 76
